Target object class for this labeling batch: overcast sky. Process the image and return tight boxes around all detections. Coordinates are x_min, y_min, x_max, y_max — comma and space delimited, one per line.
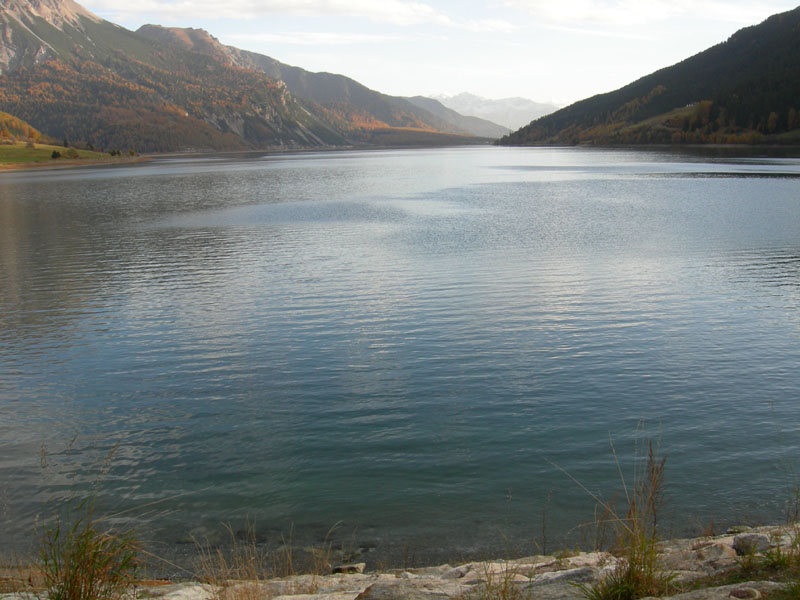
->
82, 0, 799, 105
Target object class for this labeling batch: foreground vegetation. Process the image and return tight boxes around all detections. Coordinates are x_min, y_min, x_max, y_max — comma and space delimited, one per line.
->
5, 520, 800, 600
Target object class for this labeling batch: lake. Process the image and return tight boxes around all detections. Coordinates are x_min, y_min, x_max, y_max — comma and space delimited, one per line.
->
1, 146, 800, 569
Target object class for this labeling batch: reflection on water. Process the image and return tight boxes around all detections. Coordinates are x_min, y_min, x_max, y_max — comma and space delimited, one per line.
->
2, 147, 800, 568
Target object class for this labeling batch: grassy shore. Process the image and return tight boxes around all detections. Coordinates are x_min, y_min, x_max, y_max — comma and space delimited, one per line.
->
0, 141, 143, 170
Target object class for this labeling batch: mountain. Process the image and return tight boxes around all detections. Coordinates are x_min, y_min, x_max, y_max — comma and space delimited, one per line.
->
0, 0, 490, 152
135, 25, 503, 141
434, 93, 559, 131
500, 7, 800, 146
0, 1, 346, 151
403, 96, 509, 138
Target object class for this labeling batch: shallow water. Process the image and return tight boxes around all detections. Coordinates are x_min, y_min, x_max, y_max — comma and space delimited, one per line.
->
2, 146, 800, 566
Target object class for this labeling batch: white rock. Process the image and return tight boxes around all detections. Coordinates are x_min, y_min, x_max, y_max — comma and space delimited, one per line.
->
140, 583, 217, 600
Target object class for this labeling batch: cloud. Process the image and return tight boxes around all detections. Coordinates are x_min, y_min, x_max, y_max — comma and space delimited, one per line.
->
503, 0, 796, 27
224, 32, 411, 45
546, 24, 650, 39
86, 0, 516, 31
86, 0, 449, 25
461, 18, 518, 32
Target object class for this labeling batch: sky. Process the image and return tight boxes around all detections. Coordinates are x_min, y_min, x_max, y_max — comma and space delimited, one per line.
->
81, 0, 799, 106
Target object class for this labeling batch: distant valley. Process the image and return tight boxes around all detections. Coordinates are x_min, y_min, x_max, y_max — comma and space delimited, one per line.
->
433, 93, 559, 132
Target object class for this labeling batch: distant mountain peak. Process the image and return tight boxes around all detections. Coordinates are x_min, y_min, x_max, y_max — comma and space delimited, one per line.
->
3, 0, 100, 29
433, 92, 559, 131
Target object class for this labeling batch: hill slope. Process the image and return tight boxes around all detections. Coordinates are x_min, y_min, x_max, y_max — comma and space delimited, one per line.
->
500, 7, 800, 146
135, 25, 502, 141
0, 0, 487, 152
0, 3, 347, 151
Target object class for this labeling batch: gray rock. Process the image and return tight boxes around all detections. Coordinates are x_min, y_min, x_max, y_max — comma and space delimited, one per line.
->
441, 565, 470, 580
732, 534, 770, 555
354, 580, 463, 600
694, 542, 736, 562
642, 580, 782, 600
531, 567, 598, 586
558, 552, 614, 569
527, 582, 585, 600
397, 565, 453, 577
669, 570, 710, 585
138, 583, 217, 600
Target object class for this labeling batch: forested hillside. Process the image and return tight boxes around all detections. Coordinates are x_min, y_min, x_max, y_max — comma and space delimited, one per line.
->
500, 6, 800, 146
0, 111, 46, 142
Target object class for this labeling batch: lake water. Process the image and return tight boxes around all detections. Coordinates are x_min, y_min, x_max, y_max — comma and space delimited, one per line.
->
2, 146, 800, 569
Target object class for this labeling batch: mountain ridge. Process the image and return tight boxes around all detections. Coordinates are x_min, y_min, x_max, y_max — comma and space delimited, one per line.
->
0, 0, 500, 152
500, 6, 800, 146
135, 24, 507, 140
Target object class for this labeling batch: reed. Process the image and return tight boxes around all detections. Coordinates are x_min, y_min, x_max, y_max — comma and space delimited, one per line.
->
37, 496, 138, 600
568, 438, 674, 600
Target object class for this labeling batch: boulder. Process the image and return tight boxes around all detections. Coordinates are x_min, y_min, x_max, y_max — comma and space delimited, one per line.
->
530, 567, 598, 586
732, 534, 770, 556
139, 583, 217, 600
641, 580, 782, 600
354, 580, 464, 600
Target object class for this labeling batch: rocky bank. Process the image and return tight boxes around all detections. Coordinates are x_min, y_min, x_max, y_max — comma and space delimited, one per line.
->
2, 525, 796, 600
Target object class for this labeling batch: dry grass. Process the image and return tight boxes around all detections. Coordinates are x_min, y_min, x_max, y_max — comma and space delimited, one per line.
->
456, 561, 532, 600
556, 436, 675, 600
195, 522, 339, 600
582, 440, 673, 600
0, 562, 45, 594
38, 497, 138, 600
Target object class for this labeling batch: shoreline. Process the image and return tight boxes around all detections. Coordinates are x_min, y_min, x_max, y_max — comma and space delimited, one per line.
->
0, 156, 152, 173
0, 155, 150, 172
4, 142, 799, 174
1, 524, 797, 600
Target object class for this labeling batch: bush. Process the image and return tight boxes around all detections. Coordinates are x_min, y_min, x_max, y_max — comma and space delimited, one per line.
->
38, 497, 138, 600
51, 150, 61, 159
